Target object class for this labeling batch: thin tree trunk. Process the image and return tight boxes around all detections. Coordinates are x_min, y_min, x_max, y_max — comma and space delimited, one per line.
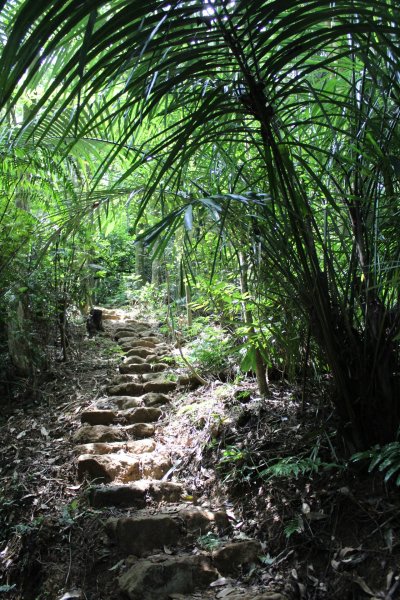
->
185, 280, 192, 327
135, 239, 146, 285
239, 251, 269, 397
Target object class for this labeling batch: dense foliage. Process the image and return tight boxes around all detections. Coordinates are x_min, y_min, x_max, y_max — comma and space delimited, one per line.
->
0, 0, 399, 450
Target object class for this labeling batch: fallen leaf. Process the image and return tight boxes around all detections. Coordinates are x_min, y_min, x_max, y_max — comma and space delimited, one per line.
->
216, 588, 236, 598
109, 559, 124, 572
40, 427, 49, 437
352, 575, 375, 596
58, 590, 82, 600
210, 577, 235, 587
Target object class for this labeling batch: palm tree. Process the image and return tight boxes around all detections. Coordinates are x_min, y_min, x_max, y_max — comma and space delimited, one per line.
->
0, 0, 399, 448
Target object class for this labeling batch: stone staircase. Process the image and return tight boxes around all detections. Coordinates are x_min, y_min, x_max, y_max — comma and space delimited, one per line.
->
72, 309, 286, 600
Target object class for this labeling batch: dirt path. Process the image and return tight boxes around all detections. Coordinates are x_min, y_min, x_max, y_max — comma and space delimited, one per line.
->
70, 309, 284, 600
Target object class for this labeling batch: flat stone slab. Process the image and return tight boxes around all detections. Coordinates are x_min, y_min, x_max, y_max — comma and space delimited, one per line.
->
123, 355, 147, 365
119, 407, 162, 424
212, 540, 262, 575
73, 425, 128, 444
73, 439, 156, 456
107, 513, 182, 556
111, 393, 170, 409
115, 328, 137, 340
119, 339, 157, 349
81, 410, 117, 425
90, 480, 184, 508
73, 422, 154, 444
118, 555, 219, 600
107, 507, 229, 555
125, 348, 157, 359
125, 319, 153, 328
77, 451, 170, 483
108, 382, 145, 396
180, 506, 230, 534
124, 423, 156, 438
119, 362, 167, 375
142, 392, 170, 407
81, 407, 161, 426
78, 453, 140, 483
143, 380, 177, 394
101, 396, 143, 409
134, 336, 163, 344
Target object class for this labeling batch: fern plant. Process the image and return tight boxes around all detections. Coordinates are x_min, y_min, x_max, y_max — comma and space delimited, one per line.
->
352, 442, 400, 486
259, 456, 342, 480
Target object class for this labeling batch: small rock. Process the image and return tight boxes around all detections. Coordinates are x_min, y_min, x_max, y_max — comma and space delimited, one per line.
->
181, 507, 230, 534
140, 452, 171, 478
212, 540, 262, 575
142, 392, 170, 407
178, 375, 202, 388
124, 423, 155, 438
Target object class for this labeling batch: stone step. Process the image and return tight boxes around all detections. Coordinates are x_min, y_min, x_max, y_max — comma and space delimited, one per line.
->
123, 355, 147, 364
123, 354, 164, 365
90, 480, 184, 508
125, 347, 160, 359
119, 362, 167, 375
106, 506, 230, 556
108, 379, 176, 395
77, 450, 170, 483
211, 540, 262, 575
143, 380, 177, 394
81, 407, 162, 426
108, 381, 144, 396
95, 396, 142, 410
118, 555, 219, 600
100, 308, 121, 320
73, 423, 155, 444
132, 336, 163, 344
73, 439, 156, 456
111, 393, 170, 409
141, 372, 174, 382
119, 338, 158, 348
115, 329, 157, 341
125, 319, 154, 328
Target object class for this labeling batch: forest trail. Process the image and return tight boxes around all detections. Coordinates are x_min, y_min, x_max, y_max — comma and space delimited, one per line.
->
68, 309, 286, 600
2, 307, 399, 600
